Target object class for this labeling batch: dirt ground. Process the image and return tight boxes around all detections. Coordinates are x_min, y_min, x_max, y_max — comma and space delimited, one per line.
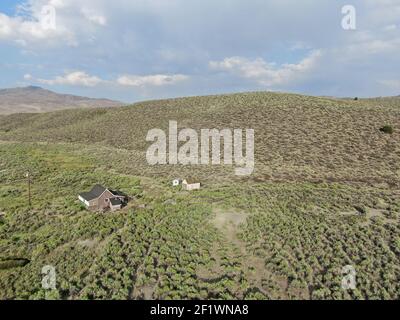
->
201, 208, 298, 299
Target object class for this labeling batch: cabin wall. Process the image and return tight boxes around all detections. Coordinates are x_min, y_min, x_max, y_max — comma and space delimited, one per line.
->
110, 204, 122, 212
183, 183, 201, 191
78, 196, 90, 207
97, 190, 115, 210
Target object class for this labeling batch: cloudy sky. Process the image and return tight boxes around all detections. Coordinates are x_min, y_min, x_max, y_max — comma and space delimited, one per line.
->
0, 0, 399, 102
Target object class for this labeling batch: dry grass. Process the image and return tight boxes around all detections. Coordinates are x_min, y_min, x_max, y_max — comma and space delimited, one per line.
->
1, 92, 399, 188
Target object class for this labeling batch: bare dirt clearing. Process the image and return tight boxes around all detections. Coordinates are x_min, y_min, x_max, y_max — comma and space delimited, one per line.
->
206, 208, 292, 299
211, 208, 249, 240
339, 207, 399, 225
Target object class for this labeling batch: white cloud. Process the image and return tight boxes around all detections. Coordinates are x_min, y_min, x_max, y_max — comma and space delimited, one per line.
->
0, 8, 77, 47
290, 41, 312, 51
31, 71, 188, 88
341, 30, 400, 56
81, 8, 107, 26
38, 71, 104, 87
0, 0, 98, 46
384, 24, 397, 31
117, 74, 189, 87
209, 50, 322, 87
0, 14, 14, 38
47, 0, 66, 8
379, 79, 400, 91
364, 0, 400, 26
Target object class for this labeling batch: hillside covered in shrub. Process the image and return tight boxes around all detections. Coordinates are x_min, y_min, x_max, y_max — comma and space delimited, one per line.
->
0, 92, 399, 300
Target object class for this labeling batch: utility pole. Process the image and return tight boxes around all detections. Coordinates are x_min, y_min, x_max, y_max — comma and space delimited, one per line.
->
26, 171, 31, 208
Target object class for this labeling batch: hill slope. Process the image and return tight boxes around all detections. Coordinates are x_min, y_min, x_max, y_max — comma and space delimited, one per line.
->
0, 91, 399, 187
0, 86, 122, 115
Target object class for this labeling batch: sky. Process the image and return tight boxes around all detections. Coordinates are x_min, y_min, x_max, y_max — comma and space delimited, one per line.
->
0, 0, 399, 103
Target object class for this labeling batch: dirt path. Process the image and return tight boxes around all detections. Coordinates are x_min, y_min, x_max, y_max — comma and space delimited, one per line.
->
203, 208, 278, 299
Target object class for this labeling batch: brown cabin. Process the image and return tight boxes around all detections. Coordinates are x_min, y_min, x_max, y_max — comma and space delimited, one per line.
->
79, 185, 127, 212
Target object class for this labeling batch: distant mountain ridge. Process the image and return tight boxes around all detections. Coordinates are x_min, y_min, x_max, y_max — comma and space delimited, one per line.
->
0, 86, 123, 115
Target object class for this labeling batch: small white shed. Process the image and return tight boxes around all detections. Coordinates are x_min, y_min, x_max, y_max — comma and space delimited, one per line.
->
182, 178, 201, 191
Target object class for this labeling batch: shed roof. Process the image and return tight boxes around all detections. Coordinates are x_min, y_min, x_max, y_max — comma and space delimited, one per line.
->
183, 178, 200, 185
79, 184, 108, 201
110, 198, 123, 206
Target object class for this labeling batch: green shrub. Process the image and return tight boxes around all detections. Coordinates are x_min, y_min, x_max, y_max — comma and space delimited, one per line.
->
0, 259, 30, 270
380, 125, 393, 134
354, 205, 367, 215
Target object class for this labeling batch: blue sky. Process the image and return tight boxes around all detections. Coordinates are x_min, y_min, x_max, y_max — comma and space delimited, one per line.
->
0, 0, 399, 102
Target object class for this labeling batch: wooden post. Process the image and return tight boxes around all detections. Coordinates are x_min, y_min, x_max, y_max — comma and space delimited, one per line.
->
26, 172, 31, 207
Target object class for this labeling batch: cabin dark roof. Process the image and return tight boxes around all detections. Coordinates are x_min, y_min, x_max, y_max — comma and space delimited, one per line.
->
109, 189, 126, 197
110, 198, 123, 206
79, 184, 107, 201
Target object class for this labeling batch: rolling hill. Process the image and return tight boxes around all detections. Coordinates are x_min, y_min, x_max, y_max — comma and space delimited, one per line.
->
0, 91, 399, 187
0, 86, 123, 115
